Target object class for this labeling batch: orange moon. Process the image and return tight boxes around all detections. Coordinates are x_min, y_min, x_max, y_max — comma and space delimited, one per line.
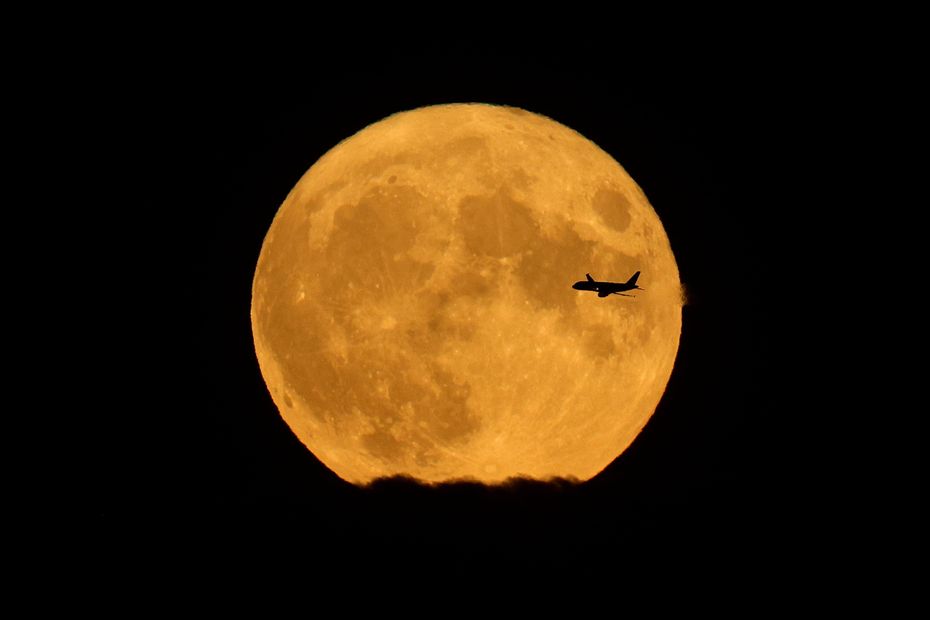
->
251, 104, 681, 484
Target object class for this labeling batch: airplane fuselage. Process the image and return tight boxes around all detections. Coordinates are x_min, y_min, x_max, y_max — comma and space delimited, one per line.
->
572, 280, 636, 294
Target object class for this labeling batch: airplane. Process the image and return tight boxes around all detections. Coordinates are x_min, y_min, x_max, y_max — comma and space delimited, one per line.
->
572, 272, 644, 298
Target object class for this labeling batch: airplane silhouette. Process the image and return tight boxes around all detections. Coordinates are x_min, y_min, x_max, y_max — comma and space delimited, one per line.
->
572, 272, 643, 298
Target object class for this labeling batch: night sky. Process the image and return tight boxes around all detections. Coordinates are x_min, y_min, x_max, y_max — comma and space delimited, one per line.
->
83, 40, 801, 580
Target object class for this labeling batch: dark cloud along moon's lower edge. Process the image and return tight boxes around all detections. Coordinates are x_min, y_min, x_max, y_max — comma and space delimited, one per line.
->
363, 473, 584, 492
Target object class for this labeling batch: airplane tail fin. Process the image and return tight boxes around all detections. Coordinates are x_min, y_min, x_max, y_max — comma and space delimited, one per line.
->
626, 271, 641, 287
586, 273, 595, 283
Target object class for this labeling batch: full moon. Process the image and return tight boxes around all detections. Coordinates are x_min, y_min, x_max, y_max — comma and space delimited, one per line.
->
251, 103, 681, 484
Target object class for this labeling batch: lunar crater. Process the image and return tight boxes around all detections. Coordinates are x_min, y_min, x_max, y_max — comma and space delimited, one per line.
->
593, 187, 633, 233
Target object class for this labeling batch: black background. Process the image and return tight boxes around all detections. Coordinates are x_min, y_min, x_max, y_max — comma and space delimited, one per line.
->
80, 38, 809, 582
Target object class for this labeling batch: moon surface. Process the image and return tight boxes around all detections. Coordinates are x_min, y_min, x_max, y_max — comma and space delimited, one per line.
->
251, 103, 681, 484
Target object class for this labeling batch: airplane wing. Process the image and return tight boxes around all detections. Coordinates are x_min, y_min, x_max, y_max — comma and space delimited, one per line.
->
598, 290, 611, 297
